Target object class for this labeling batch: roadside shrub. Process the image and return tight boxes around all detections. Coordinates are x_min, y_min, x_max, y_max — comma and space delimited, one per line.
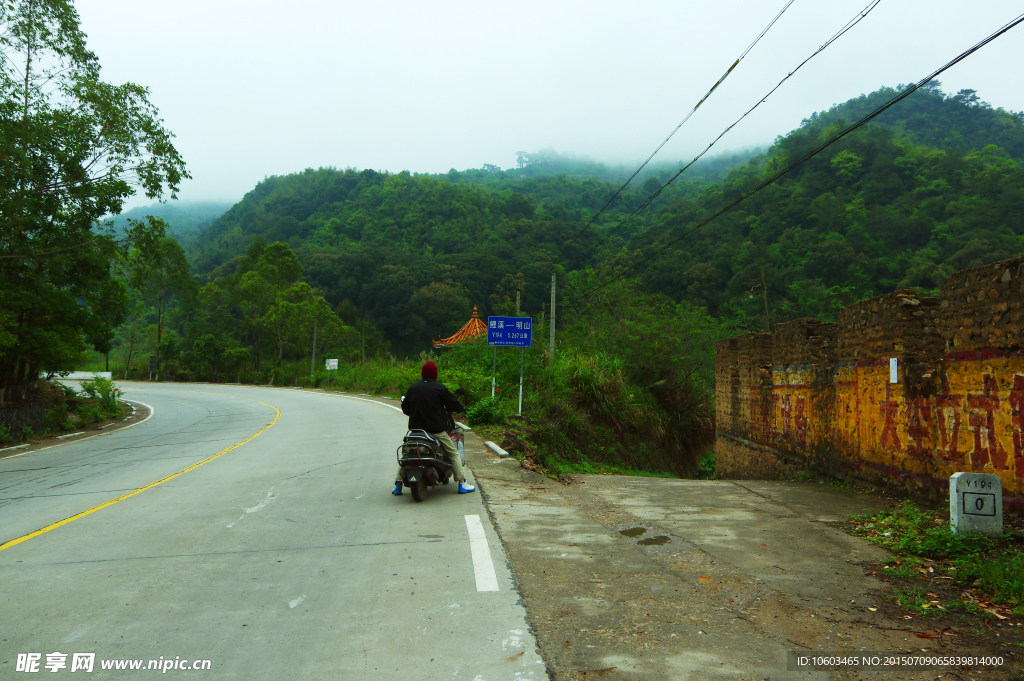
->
75, 402, 105, 425
467, 396, 506, 426
695, 451, 716, 479
45, 402, 72, 431
79, 375, 122, 416
51, 380, 79, 401
0, 423, 12, 443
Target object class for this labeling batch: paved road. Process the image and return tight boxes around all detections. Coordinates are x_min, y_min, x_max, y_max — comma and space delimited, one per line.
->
0, 383, 543, 680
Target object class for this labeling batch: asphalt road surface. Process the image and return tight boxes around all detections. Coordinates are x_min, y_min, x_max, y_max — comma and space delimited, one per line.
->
0, 383, 544, 680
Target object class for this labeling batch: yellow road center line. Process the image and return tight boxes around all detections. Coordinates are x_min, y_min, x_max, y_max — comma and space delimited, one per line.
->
0, 399, 281, 554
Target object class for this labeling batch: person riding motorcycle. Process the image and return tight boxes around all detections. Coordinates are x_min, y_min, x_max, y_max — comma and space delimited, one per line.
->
393, 361, 476, 495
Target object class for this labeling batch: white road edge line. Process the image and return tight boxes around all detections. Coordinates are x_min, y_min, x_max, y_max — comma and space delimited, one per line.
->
137, 384, 405, 414
465, 514, 499, 592
274, 387, 404, 413
6, 400, 156, 460
332, 394, 404, 413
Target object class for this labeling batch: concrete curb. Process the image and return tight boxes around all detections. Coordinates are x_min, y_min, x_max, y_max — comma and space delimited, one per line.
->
484, 441, 510, 458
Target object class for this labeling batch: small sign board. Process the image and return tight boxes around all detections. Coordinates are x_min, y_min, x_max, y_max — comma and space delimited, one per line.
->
889, 357, 898, 384
950, 472, 1002, 536
487, 316, 532, 347
325, 358, 338, 370
148, 355, 159, 373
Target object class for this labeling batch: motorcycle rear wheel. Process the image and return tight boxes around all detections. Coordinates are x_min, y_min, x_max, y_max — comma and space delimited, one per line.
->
410, 478, 424, 502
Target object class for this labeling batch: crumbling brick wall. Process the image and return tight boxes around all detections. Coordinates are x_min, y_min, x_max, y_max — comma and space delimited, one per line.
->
715, 255, 1024, 510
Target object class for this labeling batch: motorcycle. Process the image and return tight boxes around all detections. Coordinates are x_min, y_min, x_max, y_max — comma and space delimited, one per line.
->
396, 426, 465, 502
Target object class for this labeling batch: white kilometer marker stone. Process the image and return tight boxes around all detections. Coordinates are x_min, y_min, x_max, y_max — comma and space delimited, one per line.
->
465, 515, 499, 592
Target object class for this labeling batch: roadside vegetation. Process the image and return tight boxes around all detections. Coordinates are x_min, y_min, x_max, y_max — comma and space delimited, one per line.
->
0, 376, 126, 446
844, 501, 1024, 631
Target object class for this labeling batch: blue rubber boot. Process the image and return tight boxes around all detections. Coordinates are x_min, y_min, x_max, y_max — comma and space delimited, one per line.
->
458, 481, 476, 494
392, 482, 403, 496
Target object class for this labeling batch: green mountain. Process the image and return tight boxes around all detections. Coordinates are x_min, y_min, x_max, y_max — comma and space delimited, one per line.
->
629, 84, 1024, 326
800, 82, 1024, 164
111, 201, 232, 247
185, 84, 1024, 349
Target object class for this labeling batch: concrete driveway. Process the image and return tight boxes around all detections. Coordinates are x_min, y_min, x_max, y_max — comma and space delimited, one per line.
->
467, 432, 1002, 680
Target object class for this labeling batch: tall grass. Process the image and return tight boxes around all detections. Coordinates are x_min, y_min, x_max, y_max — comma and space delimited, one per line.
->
531, 345, 715, 477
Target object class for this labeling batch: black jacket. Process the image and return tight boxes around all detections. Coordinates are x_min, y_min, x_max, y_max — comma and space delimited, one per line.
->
402, 379, 465, 433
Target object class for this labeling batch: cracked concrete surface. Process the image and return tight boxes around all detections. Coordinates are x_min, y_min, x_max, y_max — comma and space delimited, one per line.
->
464, 433, 1005, 681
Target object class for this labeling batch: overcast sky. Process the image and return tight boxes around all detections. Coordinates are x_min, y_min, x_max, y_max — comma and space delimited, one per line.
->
76, 1, 1024, 209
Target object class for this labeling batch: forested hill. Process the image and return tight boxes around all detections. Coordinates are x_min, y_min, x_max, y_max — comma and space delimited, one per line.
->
188, 170, 612, 350
111, 202, 231, 247
798, 82, 1024, 164
186, 83, 1024, 350
630, 85, 1024, 325
186, 168, 705, 351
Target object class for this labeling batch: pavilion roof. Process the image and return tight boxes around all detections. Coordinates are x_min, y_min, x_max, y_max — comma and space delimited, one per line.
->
433, 306, 487, 348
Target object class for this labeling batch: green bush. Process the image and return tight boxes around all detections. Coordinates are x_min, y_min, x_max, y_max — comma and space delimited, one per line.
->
695, 451, 716, 479
79, 375, 123, 417
45, 403, 72, 431
51, 380, 79, 401
75, 402, 105, 425
467, 396, 506, 426
0, 423, 12, 443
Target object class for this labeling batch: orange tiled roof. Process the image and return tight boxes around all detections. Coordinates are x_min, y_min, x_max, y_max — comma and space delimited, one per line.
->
433, 306, 487, 347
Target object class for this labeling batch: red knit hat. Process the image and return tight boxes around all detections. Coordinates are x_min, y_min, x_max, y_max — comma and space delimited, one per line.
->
421, 361, 438, 380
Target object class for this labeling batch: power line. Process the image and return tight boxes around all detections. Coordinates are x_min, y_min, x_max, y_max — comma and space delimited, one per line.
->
577, 0, 882, 262
556, 0, 796, 259
578, 10, 1024, 297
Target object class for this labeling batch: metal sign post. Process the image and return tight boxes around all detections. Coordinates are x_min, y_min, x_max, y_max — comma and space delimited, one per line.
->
487, 316, 533, 414
519, 347, 525, 414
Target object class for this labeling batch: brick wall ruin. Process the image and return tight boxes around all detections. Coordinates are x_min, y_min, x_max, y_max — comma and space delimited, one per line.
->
715, 256, 1024, 509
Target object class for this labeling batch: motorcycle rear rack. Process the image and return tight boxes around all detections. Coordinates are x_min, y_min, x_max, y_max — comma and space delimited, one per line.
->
395, 429, 460, 468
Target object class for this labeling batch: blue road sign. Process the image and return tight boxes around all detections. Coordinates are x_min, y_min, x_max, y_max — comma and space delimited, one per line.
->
487, 316, 532, 347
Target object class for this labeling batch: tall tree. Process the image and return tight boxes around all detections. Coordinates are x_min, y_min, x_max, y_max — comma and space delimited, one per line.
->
0, 0, 187, 399
115, 216, 167, 378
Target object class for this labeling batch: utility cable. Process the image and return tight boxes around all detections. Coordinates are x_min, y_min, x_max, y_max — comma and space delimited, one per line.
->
556, 0, 796, 258
578, 0, 881, 262
577, 10, 1024, 297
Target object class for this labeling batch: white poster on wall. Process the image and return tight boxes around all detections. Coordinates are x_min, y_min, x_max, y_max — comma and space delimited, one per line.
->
889, 357, 898, 383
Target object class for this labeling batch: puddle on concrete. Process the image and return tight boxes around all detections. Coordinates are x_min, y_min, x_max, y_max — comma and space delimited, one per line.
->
619, 527, 647, 538
637, 535, 671, 546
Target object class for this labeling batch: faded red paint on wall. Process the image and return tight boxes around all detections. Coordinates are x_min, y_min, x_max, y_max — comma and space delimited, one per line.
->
715, 256, 1024, 506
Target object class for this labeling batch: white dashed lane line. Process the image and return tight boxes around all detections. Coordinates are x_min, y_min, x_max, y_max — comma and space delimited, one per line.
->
465, 514, 499, 592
